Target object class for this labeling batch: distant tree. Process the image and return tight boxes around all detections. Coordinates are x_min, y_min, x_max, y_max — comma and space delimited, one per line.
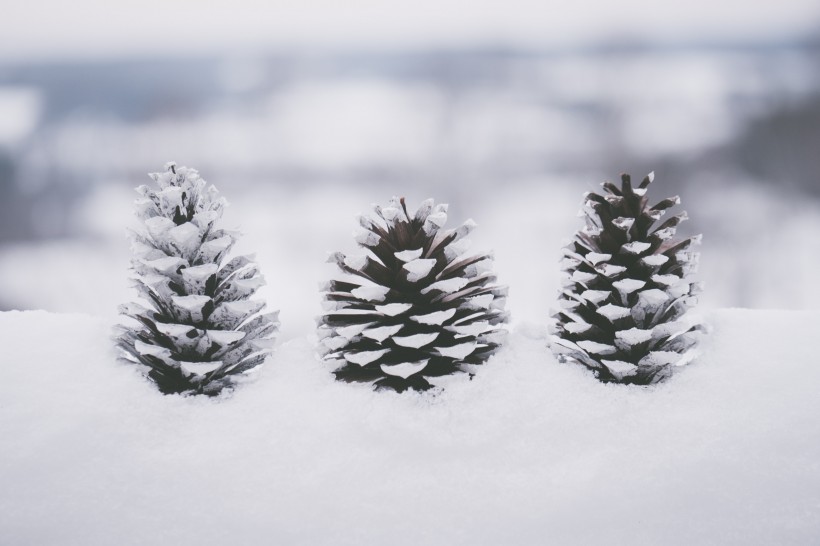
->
551, 173, 703, 384
319, 197, 507, 392
116, 162, 278, 395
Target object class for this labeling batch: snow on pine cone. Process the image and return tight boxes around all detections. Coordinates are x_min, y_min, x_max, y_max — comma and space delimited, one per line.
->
318, 197, 508, 392
551, 172, 704, 385
116, 162, 278, 396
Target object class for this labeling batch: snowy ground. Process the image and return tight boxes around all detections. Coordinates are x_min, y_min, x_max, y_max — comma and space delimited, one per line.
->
1, 309, 819, 545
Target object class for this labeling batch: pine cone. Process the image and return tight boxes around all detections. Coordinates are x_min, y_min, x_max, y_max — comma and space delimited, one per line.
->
116, 162, 278, 396
551, 172, 703, 384
318, 197, 508, 392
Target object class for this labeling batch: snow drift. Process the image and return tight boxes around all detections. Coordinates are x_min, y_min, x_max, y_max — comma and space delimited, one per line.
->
1, 309, 819, 545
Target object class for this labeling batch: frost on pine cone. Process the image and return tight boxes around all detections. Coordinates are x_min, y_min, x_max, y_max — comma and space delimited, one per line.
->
551, 173, 703, 385
116, 162, 278, 396
318, 197, 508, 392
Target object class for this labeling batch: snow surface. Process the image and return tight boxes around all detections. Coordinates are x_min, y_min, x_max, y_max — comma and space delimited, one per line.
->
2, 309, 820, 545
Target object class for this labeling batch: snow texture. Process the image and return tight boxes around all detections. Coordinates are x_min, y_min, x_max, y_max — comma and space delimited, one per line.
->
376, 303, 413, 316
1, 309, 819, 545
596, 304, 631, 321
380, 360, 430, 379
403, 258, 437, 282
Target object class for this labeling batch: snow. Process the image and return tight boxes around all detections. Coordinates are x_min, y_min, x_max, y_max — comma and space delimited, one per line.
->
168, 222, 201, 253
144, 216, 175, 239
570, 270, 597, 283
651, 274, 681, 286
620, 241, 651, 255
445, 321, 492, 336
335, 322, 375, 340
354, 229, 380, 247
612, 278, 646, 295
344, 348, 389, 366
641, 255, 669, 267
142, 255, 186, 275
462, 258, 493, 278
421, 277, 470, 295
585, 252, 611, 265
464, 294, 494, 310
402, 258, 437, 282
652, 227, 676, 240
392, 332, 440, 349
207, 330, 247, 345
376, 303, 413, 316
614, 327, 654, 346
410, 308, 457, 326
380, 360, 430, 379
596, 303, 632, 321
424, 211, 448, 232
210, 300, 265, 328
563, 321, 592, 334
343, 254, 368, 271
435, 341, 478, 359
595, 264, 627, 277
576, 340, 617, 355
199, 236, 232, 263
182, 263, 218, 282
350, 285, 391, 302
600, 359, 638, 378
580, 290, 610, 304
394, 248, 424, 262
320, 336, 348, 351
361, 324, 404, 342
180, 360, 224, 376
611, 217, 635, 231
1, 309, 819, 545
639, 351, 682, 367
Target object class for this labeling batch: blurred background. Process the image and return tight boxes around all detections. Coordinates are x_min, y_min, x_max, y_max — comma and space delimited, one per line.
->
1, 0, 819, 338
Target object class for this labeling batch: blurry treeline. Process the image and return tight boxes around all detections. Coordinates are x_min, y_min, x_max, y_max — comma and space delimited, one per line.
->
1, 42, 819, 242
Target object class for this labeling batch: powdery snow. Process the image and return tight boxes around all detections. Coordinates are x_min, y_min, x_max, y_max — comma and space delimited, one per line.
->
620, 241, 651, 255
392, 332, 439, 349
344, 348, 389, 365
642, 254, 669, 267
394, 248, 424, 262
402, 258, 437, 282
350, 284, 391, 302
596, 303, 631, 321
375, 303, 413, 316
1, 309, 820, 545
614, 327, 654, 346
410, 308, 457, 326
380, 360, 430, 379
421, 277, 470, 295
361, 324, 404, 342
612, 278, 647, 294
585, 252, 611, 265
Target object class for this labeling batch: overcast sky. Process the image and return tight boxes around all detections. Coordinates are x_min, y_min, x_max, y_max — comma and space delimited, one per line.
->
2, 0, 820, 60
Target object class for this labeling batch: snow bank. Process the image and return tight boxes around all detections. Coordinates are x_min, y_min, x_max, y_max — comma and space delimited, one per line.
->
1, 309, 819, 545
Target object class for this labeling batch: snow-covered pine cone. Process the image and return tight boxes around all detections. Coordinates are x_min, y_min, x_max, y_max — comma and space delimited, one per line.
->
318, 197, 508, 392
551, 172, 704, 384
116, 162, 278, 396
